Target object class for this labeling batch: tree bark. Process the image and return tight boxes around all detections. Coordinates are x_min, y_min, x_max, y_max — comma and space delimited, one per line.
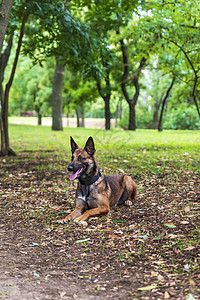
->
80, 106, 85, 128
158, 76, 175, 132
128, 102, 136, 130
153, 97, 163, 129
0, 32, 13, 111
52, 57, 65, 131
35, 105, 42, 126
1, 14, 29, 156
0, 0, 13, 54
153, 109, 159, 130
104, 96, 110, 130
38, 113, 42, 125
75, 108, 80, 127
96, 65, 111, 130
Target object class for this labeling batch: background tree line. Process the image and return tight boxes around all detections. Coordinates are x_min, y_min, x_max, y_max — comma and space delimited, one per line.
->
0, 0, 199, 156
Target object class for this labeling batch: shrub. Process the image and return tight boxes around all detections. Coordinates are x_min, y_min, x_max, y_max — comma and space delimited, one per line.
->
119, 107, 153, 129
163, 105, 200, 130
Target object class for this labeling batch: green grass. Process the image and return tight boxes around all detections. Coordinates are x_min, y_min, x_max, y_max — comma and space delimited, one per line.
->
8, 124, 200, 174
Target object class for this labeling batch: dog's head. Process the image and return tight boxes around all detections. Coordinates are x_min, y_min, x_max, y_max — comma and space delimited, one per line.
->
68, 136, 97, 181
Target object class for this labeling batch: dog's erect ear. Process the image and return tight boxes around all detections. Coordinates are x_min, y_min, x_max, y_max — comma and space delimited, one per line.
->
84, 136, 95, 155
70, 136, 79, 153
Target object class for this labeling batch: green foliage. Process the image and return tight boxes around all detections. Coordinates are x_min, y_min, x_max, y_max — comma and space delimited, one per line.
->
3, 0, 200, 130
119, 105, 153, 129
13, 0, 99, 70
164, 104, 200, 130
9, 57, 54, 116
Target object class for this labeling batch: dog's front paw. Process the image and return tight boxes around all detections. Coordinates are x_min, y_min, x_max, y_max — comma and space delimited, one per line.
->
74, 218, 88, 227
125, 200, 133, 206
58, 219, 69, 224
58, 214, 73, 224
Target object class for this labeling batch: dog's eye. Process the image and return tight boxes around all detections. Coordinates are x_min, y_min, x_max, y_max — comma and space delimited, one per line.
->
78, 155, 82, 161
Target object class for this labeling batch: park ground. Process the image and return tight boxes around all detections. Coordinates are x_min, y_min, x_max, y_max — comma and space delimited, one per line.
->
0, 124, 200, 299
8, 116, 116, 129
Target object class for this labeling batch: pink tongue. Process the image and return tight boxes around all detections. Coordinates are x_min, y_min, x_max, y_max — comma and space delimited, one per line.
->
69, 168, 83, 180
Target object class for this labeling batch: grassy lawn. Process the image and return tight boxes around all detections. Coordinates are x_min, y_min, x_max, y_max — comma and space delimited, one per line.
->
9, 124, 200, 175
1, 124, 199, 299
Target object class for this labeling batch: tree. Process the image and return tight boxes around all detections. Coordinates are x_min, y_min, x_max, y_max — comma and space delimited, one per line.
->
158, 76, 176, 131
52, 57, 65, 130
0, 0, 13, 53
0, 0, 98, 155
117, 31, 147, 130
9, 57, 53, 120
73, 0, 138, 129
1, 13, 28, 156
63, 71, 98, 127
95, 60, 112, 130
143, 0, 200, 119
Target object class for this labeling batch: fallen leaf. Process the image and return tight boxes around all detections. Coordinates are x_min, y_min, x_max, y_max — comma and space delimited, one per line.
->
180, 221, 189, 225
108, 234, 121, 239
184, 206, 190, 212
164, 223, 176, 229
138, 284, 158, 291
154, 232, 165, 240
164, 291, 170, 298
184, 246, 195, 251
75, 238, 90, 244
113, 219, 126, 223
157, 274, 164, 281
29, 242, 39, 247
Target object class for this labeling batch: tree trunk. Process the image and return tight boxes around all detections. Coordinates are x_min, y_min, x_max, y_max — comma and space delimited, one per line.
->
0, 33, 14, 104
0, 33, 13, 156
129, 102, 136, 130
96, 65, 111, 130
115, 97, 122, 128
0, 0, 13, 54
0, 14, 28, 156
115, 103, 119, 128
153, 109, 159, 130
75, 108, 80, 127
52, 57, 65, 131
80, 106, 85, 128
117, 31, 146, 131
38, 114, 42, 125
104, 96, 110, 130
158, 76, 175, 132
153, 87, 163, 129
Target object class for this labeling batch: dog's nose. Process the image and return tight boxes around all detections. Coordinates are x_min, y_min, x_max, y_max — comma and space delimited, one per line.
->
68, 165, 74, 172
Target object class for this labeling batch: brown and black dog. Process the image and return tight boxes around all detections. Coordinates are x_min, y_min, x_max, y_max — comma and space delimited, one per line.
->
59, 136, 137, 224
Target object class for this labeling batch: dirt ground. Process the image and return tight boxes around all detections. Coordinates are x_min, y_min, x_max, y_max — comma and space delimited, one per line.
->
0, 151, 199, 299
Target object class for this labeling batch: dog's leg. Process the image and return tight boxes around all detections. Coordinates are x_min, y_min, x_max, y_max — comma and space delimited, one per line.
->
123, 175, 137, 206
58, 199, 87, 224
74, 205, 110, 222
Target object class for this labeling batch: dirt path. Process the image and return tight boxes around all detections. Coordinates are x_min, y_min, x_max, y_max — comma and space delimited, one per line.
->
0, 152, 199, 299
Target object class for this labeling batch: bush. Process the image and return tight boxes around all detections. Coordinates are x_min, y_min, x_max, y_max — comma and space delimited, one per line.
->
119, 107, 153, 129
163, 105, 200, 130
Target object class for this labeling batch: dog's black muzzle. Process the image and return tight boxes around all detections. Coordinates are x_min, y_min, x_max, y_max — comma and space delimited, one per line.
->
67, 164, 74, 172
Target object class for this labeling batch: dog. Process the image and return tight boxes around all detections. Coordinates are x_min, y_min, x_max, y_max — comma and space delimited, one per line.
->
58, 136, 137, 224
